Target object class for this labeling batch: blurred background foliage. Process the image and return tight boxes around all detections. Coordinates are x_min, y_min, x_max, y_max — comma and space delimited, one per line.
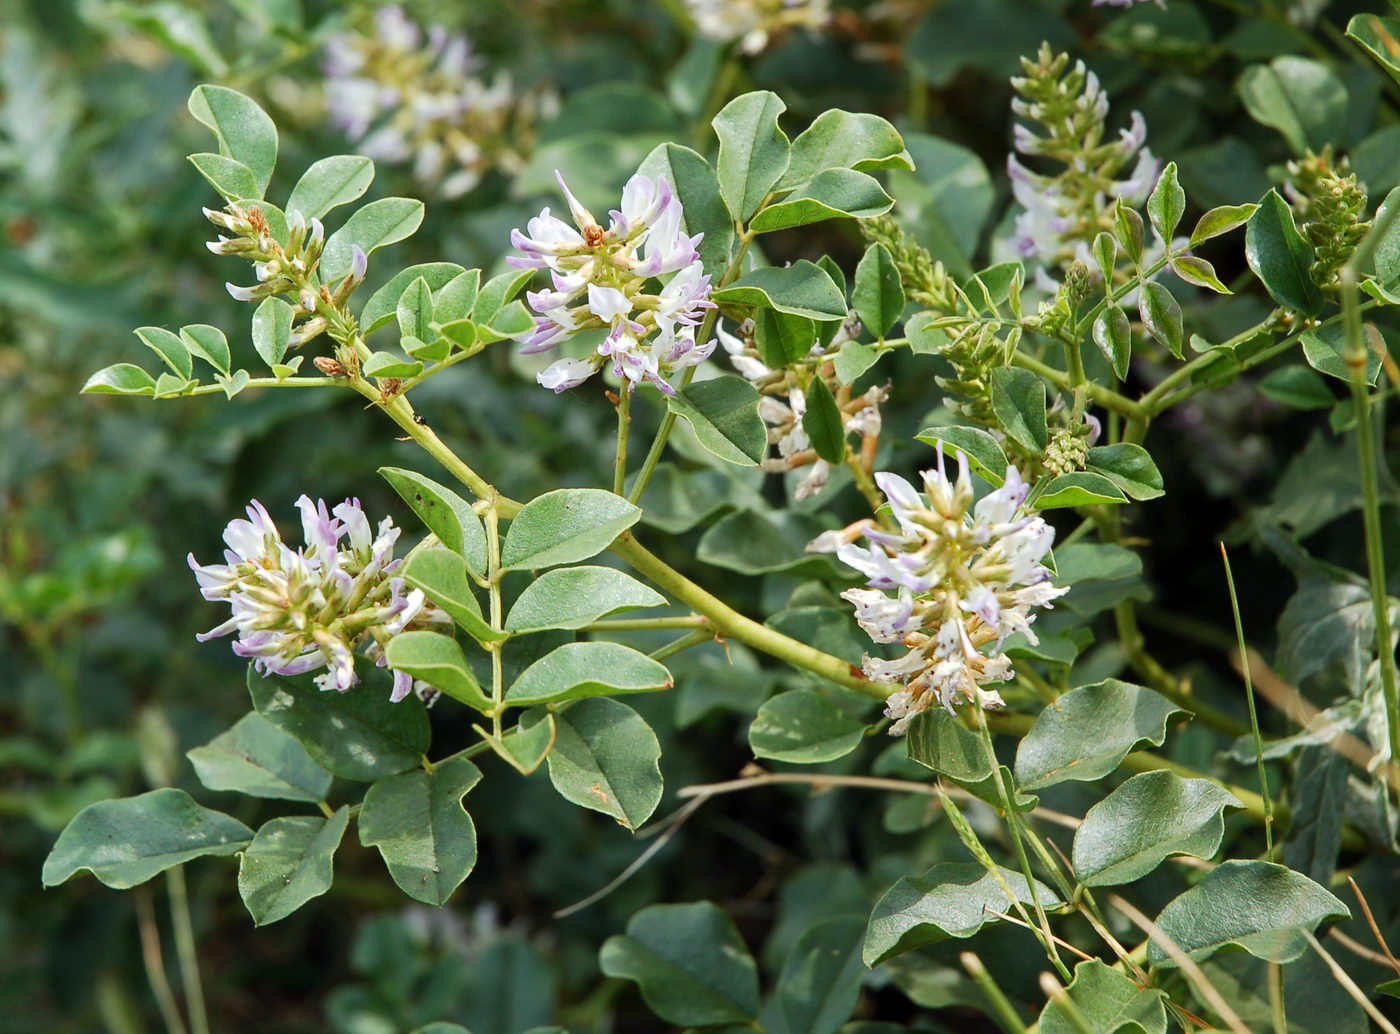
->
4, 0, 1400, 1031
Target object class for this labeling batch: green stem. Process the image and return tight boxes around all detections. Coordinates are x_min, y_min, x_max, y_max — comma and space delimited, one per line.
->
484, 504, 505, 739
183, 376, 346, 396
1012, 351, 1144, 420
135, 886, 190, 1034
584, 615, 709, 631
165, 868, 210, 1034
649, 628, 713, 662
1221, 542, 1275, 859
961, 953, 1029, 1034
614, 385, 632, 496
973, 708, 1071, 982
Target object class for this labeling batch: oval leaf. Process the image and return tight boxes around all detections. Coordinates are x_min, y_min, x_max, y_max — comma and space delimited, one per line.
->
321, 197, 425, 283
750, 168, 893, 233
668, 375, 769, 466
187, 85, 277, 195
546, 697, 662, 829
712, 261, 848, 321
1092, 305, 1132, 380
852, 242, 905, 341
989, 367, 1048, 452
502, 488, 642, 571
286, 154, 375, 220
400, 547, 504, 644
1085, 443, 1164, 501
713, 90, 790, 222
506, 641, 672, 706
186, 712, 332, 803
749, 689, 867, 764
504, 566, 666, 632
379, 467, 488, 577
237, 808, 349, 925
384, 631, 492, 711
1246, 190, 1323, 316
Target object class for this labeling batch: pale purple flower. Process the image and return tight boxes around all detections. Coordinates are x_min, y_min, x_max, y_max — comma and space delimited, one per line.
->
189, 496, 448, 699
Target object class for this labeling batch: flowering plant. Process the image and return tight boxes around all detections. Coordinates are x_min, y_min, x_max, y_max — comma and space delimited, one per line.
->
15, 1, 1400, 1030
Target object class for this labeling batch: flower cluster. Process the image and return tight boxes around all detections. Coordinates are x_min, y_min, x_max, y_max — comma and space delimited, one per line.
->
1006, 44, 1160, 273
189, 497, 448, 702
1286, 148, 1370, 290
510, 172, 716, 394
323, 7, 548, 198
719, 317, 886, 500
687, 0, 831, 54
206, 203, 363, 352
810, 449, 1067, 735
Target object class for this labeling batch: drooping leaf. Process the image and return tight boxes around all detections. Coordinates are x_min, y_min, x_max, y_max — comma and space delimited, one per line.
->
546, 697, 662, 829
1245, 190, 1323, 316
502, 489, 641, 571
82, 363, 157, 396
1150, 860, 1349, 966
749, 689, 868, 764
776, 917, 867, 1034
1013, 679, 1185, 790
237, 808, 349, 925
600, 902, 761, 1025
1086, 443, 1165, 501
1300, 322, 1382, 385
1039, 959, 1168, 1034
248, 665, 429, 782
754, 308, 817, 367
379, 467, 488, 577
358, 756, 483, 906
187, 85, 277, 195
1138, 282, 1184, 359
852, 243, 905, 340
749, 168, 893, 233
186, 712, 332, 803
1239, 56, 1349, 155
180, 323, 231, 375
639, 142, 735, 280
1172, 255, 1232, 294
505, 642, 672, 706
1035, 472, 1129, 509
400, 547, 503, 646
134, 327, 193, 379
989, 367, 1048, 452
1349, 15, 1400, 89
384, 631, 492, 712
712, 261, 848, 321
1092, 305, 1132, 380
780, 109, 912, 188
713, 90, 790, 221
251, 296, 293, 368
667, 375, 768, 466
863, 862, 1062, 966
42, 789, 252, 888
1072, 771, 1240, 887
504, 566, 665, 632
802, 376, 848, 464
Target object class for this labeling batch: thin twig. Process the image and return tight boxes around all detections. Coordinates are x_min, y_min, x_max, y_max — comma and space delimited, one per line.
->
985, 908, 1096, 962
1330, 927, 1397, 968
165, 868, 210, 1034
1349, 876, 1400, 976
1304, 931, 1400, 1034
1221, 542, 1275, 859
961, 952, 1029, 1034
135, 887, 190, 1034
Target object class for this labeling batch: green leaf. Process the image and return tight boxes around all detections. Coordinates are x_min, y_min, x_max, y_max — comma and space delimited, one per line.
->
321, 197, 425, 283
238, 808, 349, 925
802, 376, 848, 464
1240, 57, 1349, 155
547, 697, 662, 829
1146, 161, 1185, 242
863, 862, 1062, 966
180, 323, 231, 375
754, 309, 816, 368
42, 788, 251, 888
362, 351, 423, 379
384, 631, 492, 711
600, 902, 760, 1025
1151, 860, 1349, 967
1138, 282, 1184, 359
1246, 190, 1324, 316
667, 375, 768, 466
989, 367, 1048, 452
216, 369, 251, 399
286, 155, 374, 221
504, 566, 665, 633
396, 276, 435, 343
1189, 203, 1260, 247
1372, 185, 1400, 287
251, 297, 293, 367
712, 261, 848, 321
502, 489, 641, 571
489, 709, 556, 775
1092, 305, 1133, 380
360, 263, 467, 335
750, 168, 893, 233
82, 363, 156, 396
749, 689, 868, 763
379, 467, 488, 576
639, 143, 735, 280
776, 917, 866, 1034
433, 269, 481, 324
905, 709, 991, 784
1301, 322, 1382, 385
186, 712, 332, 803
358, 756, 482, 906
698, 509, 831, 576
834, 340, 880, 384
852, 243, 905, 340
249, 665, 429, 782
1039, 959, 1168, 1034
1349, 15, 1400, 87
1093, 232, 1118, 285
1072, 771, 1240, 887
1115, 201, 1145, 264
631, 464, 741, 534
1171, 255, 1231, 294
780, 110, 912, 189
134, 327, 193, 379
914, 426, 1008, 485
1013, 679, 1186, 790
1085, 443, 1164, 501
505, 641, 672, 706
187, 84, 277, 195
1259, 365, 1336, 410
188, 152, 259, 201
472, 268, 536, 326
713, 90, 790, 221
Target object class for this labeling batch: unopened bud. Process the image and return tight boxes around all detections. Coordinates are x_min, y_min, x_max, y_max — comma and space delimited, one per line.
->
314, 356, 347, 377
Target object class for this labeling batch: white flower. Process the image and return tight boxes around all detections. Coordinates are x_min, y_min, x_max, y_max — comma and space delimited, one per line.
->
687, 0, 832, 54
811, 447, 1069, 733
190, 496, 448, 701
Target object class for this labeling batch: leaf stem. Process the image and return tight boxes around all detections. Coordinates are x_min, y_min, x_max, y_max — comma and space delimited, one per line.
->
1220, 542, 1275, 859
961, 952, 1030, 1034
165, 867, 210, 1034
484, 501, 505, 739
614, 385, 632, 496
